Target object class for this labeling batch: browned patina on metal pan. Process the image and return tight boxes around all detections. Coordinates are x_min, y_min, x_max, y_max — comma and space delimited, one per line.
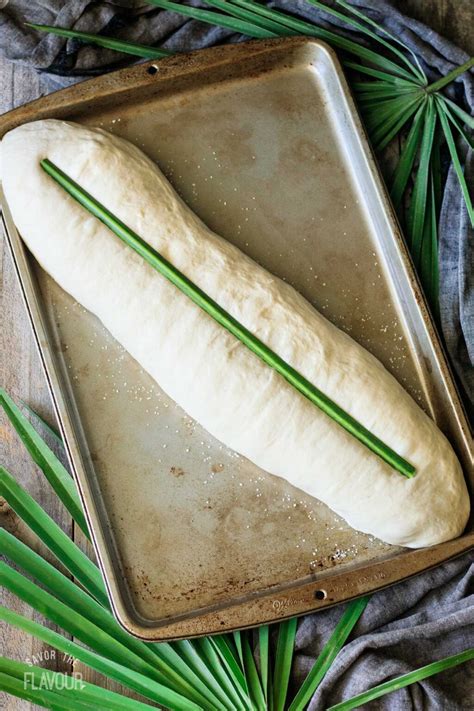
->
1, 38, 472, 641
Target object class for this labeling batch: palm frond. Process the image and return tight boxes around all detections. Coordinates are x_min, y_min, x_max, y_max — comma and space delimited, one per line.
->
306, 0, 424, 82
258, 625, 270, 702
440, 102, 474, 150
196, 637, 251, 709
0, 465, 105, 604
0, 528, 220, 708
0, 606, 199, 711
211, 635, 250, 705
174, 639, 236, 710
365, 92, 425, 150
419, 178, 439, 319
242, 633, 267, 710
204, 0, 294, 35
1, 393, 472, 710
333, 0, 427, 82
225, 0, 424, 79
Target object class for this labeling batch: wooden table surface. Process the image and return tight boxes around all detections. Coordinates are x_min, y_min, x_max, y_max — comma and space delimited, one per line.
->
1, 3, 473, 709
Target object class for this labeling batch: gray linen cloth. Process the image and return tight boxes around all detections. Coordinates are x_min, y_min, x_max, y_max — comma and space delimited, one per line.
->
0, 1, 473, 708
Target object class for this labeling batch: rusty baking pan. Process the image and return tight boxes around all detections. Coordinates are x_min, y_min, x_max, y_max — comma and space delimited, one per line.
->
1, 38, 472, 640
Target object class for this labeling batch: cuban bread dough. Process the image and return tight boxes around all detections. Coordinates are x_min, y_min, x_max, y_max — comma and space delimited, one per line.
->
1, 119, 469, 548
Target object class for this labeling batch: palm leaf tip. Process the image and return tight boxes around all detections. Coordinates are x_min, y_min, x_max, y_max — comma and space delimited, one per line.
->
327, 648, 474, 710
25, 22, 171, 60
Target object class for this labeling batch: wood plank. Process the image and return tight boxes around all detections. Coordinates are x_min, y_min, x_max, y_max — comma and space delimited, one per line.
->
0, 55, 76, 711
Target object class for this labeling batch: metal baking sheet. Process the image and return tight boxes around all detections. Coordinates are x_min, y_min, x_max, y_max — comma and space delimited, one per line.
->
1, 38, 472, 640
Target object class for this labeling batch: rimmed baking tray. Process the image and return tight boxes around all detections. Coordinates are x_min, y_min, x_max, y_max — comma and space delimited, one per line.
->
1, 38, 472, 640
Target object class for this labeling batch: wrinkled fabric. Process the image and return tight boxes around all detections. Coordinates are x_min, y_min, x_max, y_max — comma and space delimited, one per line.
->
0, 2, 473, 708
294, 551, 474, 709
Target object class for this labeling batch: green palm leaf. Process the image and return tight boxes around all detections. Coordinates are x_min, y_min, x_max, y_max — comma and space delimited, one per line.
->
0, 388, 88, 536
174, 639, 236, 710
438, 95, 474, 131
333, 0, 426, 82
26, 23, 172, 59
0, 528, 222, 709
440, 101, 474, 151
0, 465, 106, 605
0, 563, 216, 709
211, 634, 250, 703
225, 0, 423, 78
306, 0, 424, 82
258, 625, 270, 702
343, 61, 418, 83
242, 633, 266, 710
367, 93, 425, 150
273, 617, 297, 711
436, 96, 474, 226
204, 0, 294, 35
419, 179, 439, 319
288, 596, 369, 710
0, 671, 98, 711
407, 96, 437, 264
20, 401, 63, 446
0, 607, 200, 711
148, 0, 276, 39
390, 101, 427, 210
327, 648, 474, 710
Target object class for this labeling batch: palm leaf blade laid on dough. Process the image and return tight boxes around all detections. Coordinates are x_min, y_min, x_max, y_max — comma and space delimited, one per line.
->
39, 157, 415, 479
0, 398, 472, 709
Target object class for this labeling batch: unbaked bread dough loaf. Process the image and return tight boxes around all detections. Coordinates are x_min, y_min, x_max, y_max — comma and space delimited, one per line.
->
1, 119, 469, 548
